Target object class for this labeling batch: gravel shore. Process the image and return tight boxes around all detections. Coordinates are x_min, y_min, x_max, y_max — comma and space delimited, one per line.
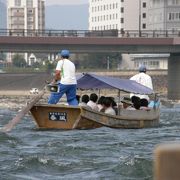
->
0, 91, 49, 110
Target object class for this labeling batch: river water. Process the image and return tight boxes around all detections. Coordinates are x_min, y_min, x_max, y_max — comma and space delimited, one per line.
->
0, 105, 180, 180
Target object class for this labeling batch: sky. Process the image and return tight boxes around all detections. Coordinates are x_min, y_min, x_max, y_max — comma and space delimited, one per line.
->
46, 0, 88, 6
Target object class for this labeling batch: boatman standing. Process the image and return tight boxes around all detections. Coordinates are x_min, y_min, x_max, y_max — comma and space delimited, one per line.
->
48, 49, 78, 106
130, 65, 153, 101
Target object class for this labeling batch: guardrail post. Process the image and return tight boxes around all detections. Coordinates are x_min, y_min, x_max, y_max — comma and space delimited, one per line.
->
154, 143, 180, 180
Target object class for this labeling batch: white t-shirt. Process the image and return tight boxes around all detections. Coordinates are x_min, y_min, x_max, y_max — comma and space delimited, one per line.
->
56, 59, 77, 84
105, 107, 116, 115
130, 72, 153, 100
87, 100, 99, 111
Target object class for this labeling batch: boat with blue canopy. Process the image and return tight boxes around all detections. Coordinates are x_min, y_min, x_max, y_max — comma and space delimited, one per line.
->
30, 73, 160, 130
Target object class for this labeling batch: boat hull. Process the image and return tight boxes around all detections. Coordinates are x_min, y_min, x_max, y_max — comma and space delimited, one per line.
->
30, 104, 160, 130
30, 104, 102, 130
80, 107, 160, 129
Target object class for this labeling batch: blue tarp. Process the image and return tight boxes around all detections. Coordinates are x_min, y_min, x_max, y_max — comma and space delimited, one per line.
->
77, 73, 154, 95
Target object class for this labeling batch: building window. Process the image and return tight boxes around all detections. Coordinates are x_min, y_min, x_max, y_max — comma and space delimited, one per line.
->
121, 18, 124, 23
27, 0, 33, 7
142, 23, 146, 29
121, 7, 124, 13
15, 0, 21, 6
143, 2, 146, 8
143, 13, 146, 18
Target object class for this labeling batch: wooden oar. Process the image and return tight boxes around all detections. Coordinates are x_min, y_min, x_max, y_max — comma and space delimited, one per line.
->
1, 88, 45, 132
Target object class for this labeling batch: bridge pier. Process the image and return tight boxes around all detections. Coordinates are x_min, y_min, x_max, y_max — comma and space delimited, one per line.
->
168, 53, 180, 99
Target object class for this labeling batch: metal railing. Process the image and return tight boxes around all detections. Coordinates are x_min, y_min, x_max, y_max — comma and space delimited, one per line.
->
0, 29, 180, 38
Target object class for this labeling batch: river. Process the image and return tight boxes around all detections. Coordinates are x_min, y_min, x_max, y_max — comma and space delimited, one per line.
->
0, 105, 180, 180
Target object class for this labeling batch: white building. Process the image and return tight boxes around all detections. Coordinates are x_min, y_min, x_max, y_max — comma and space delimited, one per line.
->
131, 54, 169, 70
7, 0, 45, 64
89, 0, 149, 32
148, 0, 180, 31
7, 0, 45, 35
88, 0, 169, 70
0, 0, 7, 29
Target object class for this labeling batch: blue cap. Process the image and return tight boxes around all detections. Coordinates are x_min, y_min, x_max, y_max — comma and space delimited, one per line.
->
60, 49, 70, 57
139, 65, 146, 72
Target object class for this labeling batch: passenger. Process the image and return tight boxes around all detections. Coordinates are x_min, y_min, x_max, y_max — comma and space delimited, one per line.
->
97, 96, 105, 111
48, 49, 78, 106
79, 94, 89, 107
140, 98, 151, 110
102, 97, 116, 115
87, 93, 99, 110
131, 96, 141, 110
121, 96, 135, 110
130, 65, 153, 101
107, 96, 118, 115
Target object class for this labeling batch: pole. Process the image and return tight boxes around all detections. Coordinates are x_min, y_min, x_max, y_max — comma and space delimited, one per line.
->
107, 56, 110, 70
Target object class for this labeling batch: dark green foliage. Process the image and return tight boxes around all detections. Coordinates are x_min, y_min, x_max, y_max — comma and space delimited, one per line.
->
12, 54, 26, 67
79, 53, 122, 70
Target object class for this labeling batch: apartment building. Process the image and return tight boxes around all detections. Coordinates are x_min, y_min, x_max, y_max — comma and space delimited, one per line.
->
7, 0, 45, 63
148, 0, 180, 31
89, 0, 149, 32
7, 0, 45, 36
0, 0, 7, 29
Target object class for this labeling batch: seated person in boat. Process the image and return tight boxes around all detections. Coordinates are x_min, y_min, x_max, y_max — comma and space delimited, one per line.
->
107, 96, 118, 115
87, 93, 99, 110
140, 98, 151, 110
79, 94, 89, 107
121, 96, 135, 110
131, 96, 141, 110
102, 97, 116, 115
97, 96, 105, 111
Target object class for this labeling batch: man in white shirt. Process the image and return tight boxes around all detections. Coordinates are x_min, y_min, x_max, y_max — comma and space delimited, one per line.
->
48, 49, 78, 105
130, 65, 153, 101
87, 93, 99, 111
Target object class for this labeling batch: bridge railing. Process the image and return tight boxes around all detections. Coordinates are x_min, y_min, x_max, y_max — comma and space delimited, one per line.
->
0, 29, 180, 38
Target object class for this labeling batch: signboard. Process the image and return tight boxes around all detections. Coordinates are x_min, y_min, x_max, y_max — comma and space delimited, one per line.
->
49, 112, 67, 122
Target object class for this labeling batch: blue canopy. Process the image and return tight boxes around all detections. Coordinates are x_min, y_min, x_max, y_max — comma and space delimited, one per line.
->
77, 73, 154, 95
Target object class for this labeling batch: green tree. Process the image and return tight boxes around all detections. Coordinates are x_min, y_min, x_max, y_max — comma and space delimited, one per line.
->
12, 54, 26, 67
80, 53, 122, 70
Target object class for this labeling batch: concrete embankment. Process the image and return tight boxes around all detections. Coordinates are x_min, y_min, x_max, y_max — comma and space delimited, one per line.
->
0, 70, 167, 96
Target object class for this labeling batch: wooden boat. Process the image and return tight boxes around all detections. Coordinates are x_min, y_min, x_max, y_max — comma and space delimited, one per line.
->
30, 73, 160, 130
30, 104, 160, 129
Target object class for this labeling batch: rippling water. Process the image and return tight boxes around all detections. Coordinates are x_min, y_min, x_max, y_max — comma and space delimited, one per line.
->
0, 105, 180, 180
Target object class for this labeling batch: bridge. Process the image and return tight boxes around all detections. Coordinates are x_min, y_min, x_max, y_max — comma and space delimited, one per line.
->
0, 29, 180, 100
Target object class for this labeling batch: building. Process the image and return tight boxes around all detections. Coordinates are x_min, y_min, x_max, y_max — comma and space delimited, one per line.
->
89, 0, 149, 32
148, 0, 180, 31
0, 0, 7, 30
7, 0, 45, 64
7, 0, 45, 36
131, 54, 168, 70
88, 0, 169, 70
